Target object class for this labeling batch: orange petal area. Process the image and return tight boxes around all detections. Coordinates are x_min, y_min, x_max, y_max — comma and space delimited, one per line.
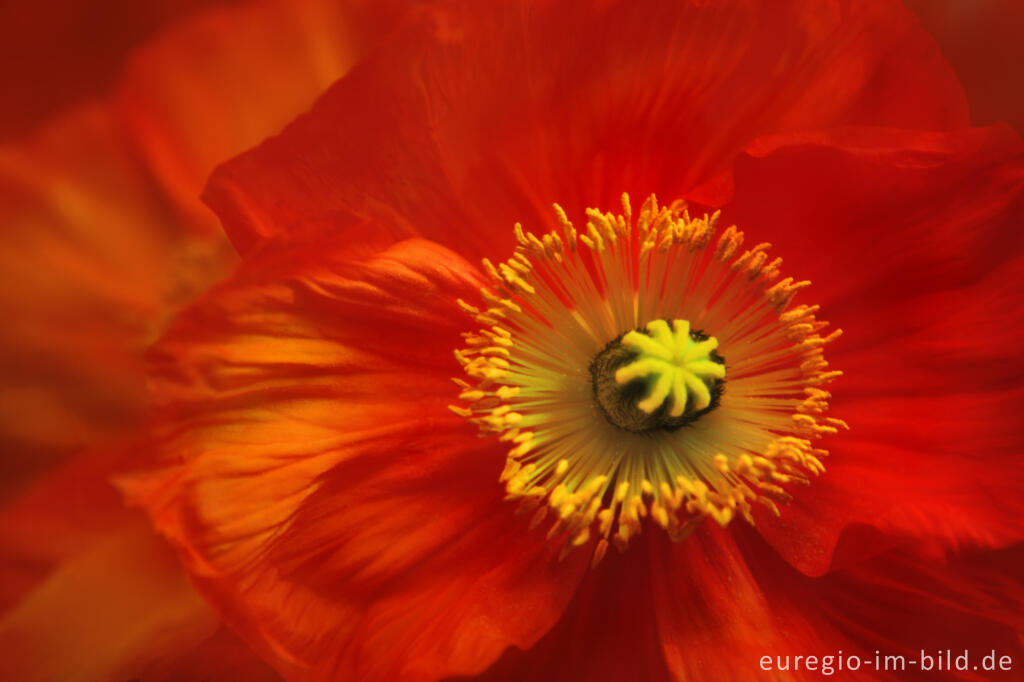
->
115, 0, 369, 234
206, 0, 968, 258
0, 520, 218, 682
122, 237, 589, 681
722, 125, 1024, 573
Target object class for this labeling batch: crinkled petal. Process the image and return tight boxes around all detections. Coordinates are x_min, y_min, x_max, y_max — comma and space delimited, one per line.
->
123, 237, 589, 681
451, 534, 672, 682
465, 528, 1024, 682
206, 0, 968, 257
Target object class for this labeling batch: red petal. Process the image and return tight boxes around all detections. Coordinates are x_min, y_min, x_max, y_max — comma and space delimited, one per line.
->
206, 0, 968, 256
461, 534, 673, 682
649, 527, 834, 681
722, 125, 1024, 573
650, 527, 1024, 682
0, 444, 135, 609
731, 125, 1024, 319
470, 529, 1024, 681
124, 237, 588, 681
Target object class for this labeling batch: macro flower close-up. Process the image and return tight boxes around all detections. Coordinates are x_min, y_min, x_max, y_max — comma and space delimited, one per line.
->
2, 0, 1023, 681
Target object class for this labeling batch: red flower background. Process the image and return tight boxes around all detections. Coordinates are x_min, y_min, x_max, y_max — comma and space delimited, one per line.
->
1, 1, 1023, 681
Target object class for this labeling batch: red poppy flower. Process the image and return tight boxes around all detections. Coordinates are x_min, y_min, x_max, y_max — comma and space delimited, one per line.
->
101, 0, 1024, 680
3, 0, 1023, 680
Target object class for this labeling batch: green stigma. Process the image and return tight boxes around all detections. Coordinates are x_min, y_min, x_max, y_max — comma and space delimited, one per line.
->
590, 319, 726, 433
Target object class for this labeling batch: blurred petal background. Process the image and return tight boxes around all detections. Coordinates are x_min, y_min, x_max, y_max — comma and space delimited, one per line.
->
0, 0, 1020, 680
0, 0, 406, 678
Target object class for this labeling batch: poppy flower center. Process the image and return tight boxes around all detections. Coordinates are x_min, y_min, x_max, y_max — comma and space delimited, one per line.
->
450, 194, 846, 565
590, 319, 725, 433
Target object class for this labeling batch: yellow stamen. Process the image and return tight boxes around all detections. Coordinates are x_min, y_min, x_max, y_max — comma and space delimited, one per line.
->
450, 193, 844, 565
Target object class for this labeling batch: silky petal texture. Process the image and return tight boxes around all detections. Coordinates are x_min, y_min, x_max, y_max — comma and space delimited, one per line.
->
124, 238, 590, 681
206, 0, 968, 258
0, 0, 379, 502
719, 125, 1024, 574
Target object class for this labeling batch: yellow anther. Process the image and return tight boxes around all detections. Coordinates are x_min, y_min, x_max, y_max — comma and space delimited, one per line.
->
447, 405, 473, 417
513, 222, 529, 246
457, 299, 481, 315
572, 527, 591, 547
592, 539, 610, 568
655, 503, 672, 529
549, 484, 569, 508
